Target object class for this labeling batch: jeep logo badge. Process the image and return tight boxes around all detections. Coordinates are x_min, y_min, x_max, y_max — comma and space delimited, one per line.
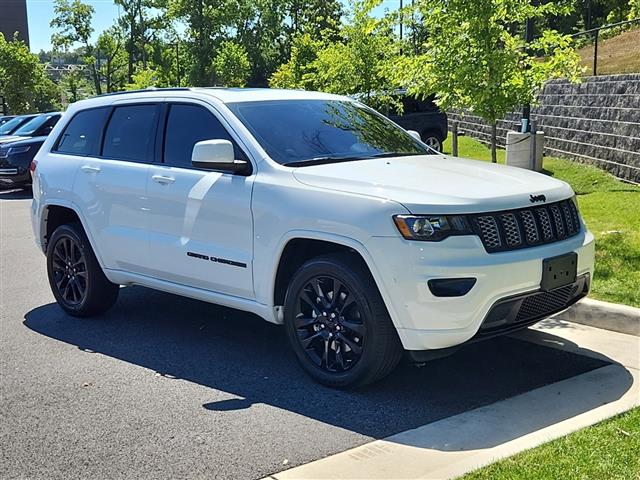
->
530, 194, 546, 203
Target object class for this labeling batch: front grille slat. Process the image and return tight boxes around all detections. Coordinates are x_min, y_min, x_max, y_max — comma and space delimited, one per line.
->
471, 199, 581, 253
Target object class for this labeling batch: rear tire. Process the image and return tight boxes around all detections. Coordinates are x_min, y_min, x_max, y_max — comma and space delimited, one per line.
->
46, 223, 119, 317
284, 253, 402, 388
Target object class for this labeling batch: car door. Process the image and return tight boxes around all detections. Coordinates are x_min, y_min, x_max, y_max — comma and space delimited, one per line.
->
70, 102, 160, 273
145, 101, 255, 299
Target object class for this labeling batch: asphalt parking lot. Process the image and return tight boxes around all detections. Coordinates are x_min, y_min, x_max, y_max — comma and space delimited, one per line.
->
0, 190, 613, 480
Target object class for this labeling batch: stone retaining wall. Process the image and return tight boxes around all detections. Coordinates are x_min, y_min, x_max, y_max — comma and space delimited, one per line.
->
448, 74, 640, 183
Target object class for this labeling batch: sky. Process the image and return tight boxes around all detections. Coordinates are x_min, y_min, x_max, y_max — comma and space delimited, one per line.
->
26, 0, 398, 54
28, 0, 124, 53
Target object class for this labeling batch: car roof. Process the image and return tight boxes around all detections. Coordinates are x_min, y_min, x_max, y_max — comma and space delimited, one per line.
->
78, 87, 349, 106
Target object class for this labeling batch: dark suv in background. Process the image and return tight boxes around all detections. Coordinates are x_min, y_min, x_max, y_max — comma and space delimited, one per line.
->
386, 90, 448, 152
0, 113, 62, 190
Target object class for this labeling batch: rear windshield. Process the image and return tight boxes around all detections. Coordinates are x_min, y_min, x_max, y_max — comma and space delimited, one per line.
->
226, 99, 428, 165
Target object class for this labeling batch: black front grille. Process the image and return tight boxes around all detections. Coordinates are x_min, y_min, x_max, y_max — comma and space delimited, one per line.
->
471, 199, 581, 253
514, 284, 578, 323
478, 274, 590, 338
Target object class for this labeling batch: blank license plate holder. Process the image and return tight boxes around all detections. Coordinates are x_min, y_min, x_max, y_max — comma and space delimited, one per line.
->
541, 252, 577, 291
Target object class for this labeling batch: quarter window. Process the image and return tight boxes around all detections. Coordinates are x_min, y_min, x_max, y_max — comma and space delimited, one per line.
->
102, 105, 158, 163
55, 108, 108, 156
163, 104, 244, 168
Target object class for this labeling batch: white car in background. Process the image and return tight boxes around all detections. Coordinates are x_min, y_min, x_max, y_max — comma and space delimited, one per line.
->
30, 88, 594, 387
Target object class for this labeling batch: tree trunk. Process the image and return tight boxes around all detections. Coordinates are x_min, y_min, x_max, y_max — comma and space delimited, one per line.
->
491, 122, 497, 163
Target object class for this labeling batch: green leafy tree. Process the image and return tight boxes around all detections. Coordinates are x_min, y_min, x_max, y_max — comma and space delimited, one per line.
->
59, 68, 94, 104
213, 41, 251, 87
391, 0, 582, 162
272, 0, 399, 110
269, 33, 323, 89
97, 26, 128, 92
50, 0, 102, 94
287, 0, 343, 41
167, 0, 235, 85
0, 34, 60, 114
114, 0, 165, 82
313, 2, 398, 106
630, 0, 640, 19
125, 67, 158, 89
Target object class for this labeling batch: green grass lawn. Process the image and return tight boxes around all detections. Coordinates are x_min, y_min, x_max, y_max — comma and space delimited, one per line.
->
443, 136, 640, 307
462, 407, 640, 480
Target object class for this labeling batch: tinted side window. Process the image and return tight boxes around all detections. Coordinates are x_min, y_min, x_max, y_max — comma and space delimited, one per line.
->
163, 104, 244, 168
55, 109, 108, 156
102, 104, 158, 163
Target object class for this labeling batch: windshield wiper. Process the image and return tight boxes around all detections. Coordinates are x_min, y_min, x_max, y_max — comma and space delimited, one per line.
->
282, 151, 422, 167
369, 152, 422, 158
282, 155, 372, 167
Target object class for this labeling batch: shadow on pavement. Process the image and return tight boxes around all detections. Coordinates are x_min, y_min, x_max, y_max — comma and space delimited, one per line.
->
24, 285, 631, 448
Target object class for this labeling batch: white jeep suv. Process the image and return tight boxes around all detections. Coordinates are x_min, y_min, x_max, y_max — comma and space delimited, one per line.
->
31, 88, 594, 387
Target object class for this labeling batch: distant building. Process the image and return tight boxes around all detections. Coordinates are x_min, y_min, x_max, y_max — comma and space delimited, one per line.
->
0, 0, 30, 47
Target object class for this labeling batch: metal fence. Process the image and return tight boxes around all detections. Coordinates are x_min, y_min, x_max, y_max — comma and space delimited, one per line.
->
571, 17, 640, 76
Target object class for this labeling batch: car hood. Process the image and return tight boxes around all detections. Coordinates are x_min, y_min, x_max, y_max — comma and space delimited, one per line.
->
0, 135, 27, 144
292, 155, 574, 214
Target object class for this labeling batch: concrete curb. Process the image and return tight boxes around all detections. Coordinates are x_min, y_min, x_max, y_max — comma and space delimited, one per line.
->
554, 298, 640, 336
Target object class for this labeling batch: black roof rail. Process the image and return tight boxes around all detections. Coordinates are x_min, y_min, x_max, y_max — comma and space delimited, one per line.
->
97, 87, 192, 97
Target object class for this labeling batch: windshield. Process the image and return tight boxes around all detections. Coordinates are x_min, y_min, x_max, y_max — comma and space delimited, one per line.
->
226, 99, 429, 165
0, 116, 31, 135
13, 114, 56, 136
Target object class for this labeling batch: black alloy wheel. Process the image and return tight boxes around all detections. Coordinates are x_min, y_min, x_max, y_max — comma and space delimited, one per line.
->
51, 234, 88, 306
46, 223, 120, 317
284, 253, 402, 388
294, 275, 366, 373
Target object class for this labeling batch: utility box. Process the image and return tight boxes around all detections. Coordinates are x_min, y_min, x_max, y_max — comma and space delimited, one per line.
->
505, 131, 545, 171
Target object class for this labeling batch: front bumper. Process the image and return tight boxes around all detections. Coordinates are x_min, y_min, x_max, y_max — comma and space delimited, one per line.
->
366, 228, 595, 350
0, 166, 30, 188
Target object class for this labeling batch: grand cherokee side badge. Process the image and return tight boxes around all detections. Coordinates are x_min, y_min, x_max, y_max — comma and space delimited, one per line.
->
530, 194, 546, 203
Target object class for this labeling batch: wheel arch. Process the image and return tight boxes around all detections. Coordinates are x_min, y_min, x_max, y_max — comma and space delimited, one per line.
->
270, 232, 399, 328
39, 202, 106, 269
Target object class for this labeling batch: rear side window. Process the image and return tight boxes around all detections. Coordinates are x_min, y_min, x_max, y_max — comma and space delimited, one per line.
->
163, 104, 245, 168
102, 104, 158, 163
55, 108, 108, 156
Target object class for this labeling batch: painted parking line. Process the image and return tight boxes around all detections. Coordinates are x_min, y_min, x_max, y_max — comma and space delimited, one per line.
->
265, 322, 639, 480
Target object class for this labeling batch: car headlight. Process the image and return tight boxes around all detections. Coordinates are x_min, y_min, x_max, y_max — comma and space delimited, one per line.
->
393, 214, 472, 241
8, 145, 31, 155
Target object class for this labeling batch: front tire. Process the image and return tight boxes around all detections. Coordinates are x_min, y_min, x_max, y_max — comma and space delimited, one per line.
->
46, 223, 119, 317
284, 253, 402, 388
422, 131, 443, 153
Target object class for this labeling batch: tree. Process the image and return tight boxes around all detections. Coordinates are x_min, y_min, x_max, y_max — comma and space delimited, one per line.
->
213, 41, 251, 87
50, 0, 102, 94
630, 0, 640, 20
0, 34, 60, 114
272, 1, 399, 109
313, 2, 398, 105
114, 0, 165, 83
59, 67, 93, 104
167, 0, 235, 85
125, 67, 158, 89
269, 33, 323, 89
391, 0, 582, 162
96, 26, 128, 92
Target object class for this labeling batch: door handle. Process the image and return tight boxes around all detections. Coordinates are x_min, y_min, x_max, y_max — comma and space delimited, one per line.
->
81, 165, 101, 173
152, 174, 175, 185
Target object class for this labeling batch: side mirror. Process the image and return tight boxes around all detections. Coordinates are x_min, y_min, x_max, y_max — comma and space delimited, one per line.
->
407, 130, 421, 141
191, 139, 247, 173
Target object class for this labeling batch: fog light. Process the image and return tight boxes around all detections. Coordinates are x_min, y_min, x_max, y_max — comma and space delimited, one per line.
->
428, 278, 477, 297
